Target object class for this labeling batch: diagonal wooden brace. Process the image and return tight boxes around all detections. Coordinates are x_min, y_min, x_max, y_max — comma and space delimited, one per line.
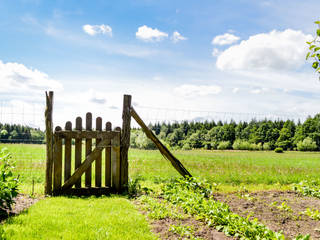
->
61, 138, 109, 191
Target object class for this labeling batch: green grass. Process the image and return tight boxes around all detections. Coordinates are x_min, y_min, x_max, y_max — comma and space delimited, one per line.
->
1, 196, 157, 240
1, 144, 320, 194
130, 149, 320, 186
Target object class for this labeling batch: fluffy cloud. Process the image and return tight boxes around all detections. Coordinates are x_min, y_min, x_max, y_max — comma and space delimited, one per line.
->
212, 33, 240, 45
0, 60, 63, 94
172, 31, 187, 43
87, 89, 107, 104
212, 48, 220, 57
216, 29, 312, 71
83, 24, 112, 36
174, 84, 222, 98
136, 25, 168, 42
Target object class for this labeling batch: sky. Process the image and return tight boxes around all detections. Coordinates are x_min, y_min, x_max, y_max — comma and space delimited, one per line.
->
0, 0, 320, 128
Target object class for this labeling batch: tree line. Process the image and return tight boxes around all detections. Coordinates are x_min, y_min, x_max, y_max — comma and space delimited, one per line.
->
0, 123, 45, 143
131, 114, 320, 151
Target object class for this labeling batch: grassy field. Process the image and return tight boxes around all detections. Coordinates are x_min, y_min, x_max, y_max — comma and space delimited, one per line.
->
1, 144, 320, 194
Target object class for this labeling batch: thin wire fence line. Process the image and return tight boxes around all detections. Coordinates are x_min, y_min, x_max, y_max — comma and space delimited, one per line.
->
133, 105, 315, 125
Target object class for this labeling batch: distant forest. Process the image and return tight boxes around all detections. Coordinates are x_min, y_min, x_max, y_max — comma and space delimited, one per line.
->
2, 114, 320, 151
0, 123, 45, 143
131, 114, 320, 151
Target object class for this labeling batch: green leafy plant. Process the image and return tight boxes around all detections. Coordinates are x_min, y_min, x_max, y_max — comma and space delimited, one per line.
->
303, 208, 320, 220
138, 195, 185, 220
306, 20, 320, 78
0, 148, 19, 213
277, 201, 292, 213
169, 224, 202, 240
293, 180, 320, 199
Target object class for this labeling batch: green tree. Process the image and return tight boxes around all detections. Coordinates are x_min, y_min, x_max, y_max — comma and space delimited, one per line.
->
306, 20, 320, 78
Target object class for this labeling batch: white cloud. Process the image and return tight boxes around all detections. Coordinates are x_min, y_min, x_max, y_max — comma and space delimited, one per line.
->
174, 84, 222, 98
0, 60, 63, 94
87, 89, 107, 104
83, 24, 112, 36
212, 33, 240, 45
232, 87, 239, 93
136, 25, 168, 42
171, 31, 187, 43
216, 29, 312, 71
212, 48, 220, 57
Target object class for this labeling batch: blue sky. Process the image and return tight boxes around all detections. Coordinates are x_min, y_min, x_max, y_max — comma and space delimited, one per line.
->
0, 0, 320, 127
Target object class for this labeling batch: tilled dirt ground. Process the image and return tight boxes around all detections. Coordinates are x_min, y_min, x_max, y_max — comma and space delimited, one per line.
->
0, 194, 41, 222
137, 191, 320, 239
214, 191, 320, 239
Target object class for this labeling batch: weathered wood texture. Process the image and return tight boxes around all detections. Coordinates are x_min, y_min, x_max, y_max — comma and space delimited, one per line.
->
95, 117, 102, 187
53, 126, 63, 194
105, 122, 112, 187
112, 129, 121, 192
45, 91, 53, 195
85, 113, 92, 187
54, 130, 118, 139
46, 93, 131, 196
64, 121, 72, 183
121, 95, 131, 190
75, 117, 82, 188
130, 107, 192, 178
61, 138, 108, 191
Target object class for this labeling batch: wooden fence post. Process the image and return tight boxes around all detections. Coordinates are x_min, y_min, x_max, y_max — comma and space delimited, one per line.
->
121, 95, 131, 191
45, 91, 53, 195
130, 107, 192, 178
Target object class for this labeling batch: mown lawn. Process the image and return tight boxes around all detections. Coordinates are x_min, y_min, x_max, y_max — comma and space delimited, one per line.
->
1, 196, 157, 240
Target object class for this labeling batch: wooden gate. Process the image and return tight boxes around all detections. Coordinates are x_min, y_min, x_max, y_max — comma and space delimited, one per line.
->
45, 93, 132, 196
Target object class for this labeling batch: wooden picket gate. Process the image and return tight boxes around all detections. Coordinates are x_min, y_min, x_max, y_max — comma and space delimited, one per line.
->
44, 91, 191, 196
45, 93, 132, 196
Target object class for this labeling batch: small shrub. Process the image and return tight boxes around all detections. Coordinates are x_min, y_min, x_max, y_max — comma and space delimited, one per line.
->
0, 148, 19, 212
217, 141, 231, 150
182, 143, 191, 150
297, 137, 318, 151
274, 147, 283, 153
232, 140, 250, 150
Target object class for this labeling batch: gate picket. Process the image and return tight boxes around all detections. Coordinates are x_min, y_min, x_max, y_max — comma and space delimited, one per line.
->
85, 113, 92, 187
112, 127, 121, 192
53, 126, 62, 193
95, 117, 102, 187
105, 122, 112, 187
64, 121, 72, 183
75, 117, 82, 188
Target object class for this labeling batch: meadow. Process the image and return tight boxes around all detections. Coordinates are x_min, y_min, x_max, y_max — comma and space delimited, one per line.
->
1, 143, 319, 194
1, 143, 320, 239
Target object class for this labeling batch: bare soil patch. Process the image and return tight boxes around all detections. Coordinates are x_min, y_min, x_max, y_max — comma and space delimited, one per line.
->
135, 200, 233, 240
0, 194, 41, 222
214, 191, 320, 239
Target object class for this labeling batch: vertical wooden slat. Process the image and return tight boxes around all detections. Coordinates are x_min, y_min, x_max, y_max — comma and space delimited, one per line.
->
53, 126, 62, 194
121, 95, 131, 192
105, 122, 112, 187
95, 117, 102, 187
45, 91, 53, 195
64, 121, 72, 183
112, 127, 121, 192
85, 112, 92, 187
75, 117, 82, 188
